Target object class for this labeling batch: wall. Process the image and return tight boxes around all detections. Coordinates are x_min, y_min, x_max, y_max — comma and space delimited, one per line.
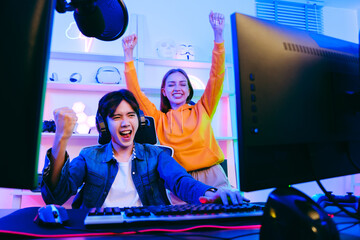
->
0, 1, 358, 209
50, 0, 256, 60
323, 6, 359, 43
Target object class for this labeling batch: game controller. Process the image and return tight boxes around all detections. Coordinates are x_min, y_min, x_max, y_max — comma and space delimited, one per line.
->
313, 192, 359, 213
42, 120, 56, 133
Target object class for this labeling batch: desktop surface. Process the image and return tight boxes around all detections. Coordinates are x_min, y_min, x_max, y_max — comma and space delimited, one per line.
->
0, 206, 262, 240
0, 206, 359, 240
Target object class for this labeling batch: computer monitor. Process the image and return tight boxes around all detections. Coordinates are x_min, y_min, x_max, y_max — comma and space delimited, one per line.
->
0, 0, 55, 189
231, 13, 360, 192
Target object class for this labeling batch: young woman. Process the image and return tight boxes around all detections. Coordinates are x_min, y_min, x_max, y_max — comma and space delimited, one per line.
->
41, 89, 245, 208
122, 12, 232, 204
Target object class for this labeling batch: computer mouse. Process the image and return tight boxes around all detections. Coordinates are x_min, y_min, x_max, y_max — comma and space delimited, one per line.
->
260, 187, 339, 240
34, 204, 69, 226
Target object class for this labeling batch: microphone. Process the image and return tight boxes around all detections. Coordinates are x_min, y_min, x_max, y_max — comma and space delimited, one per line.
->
56, 0, 128, 41
73, 1, 105, 38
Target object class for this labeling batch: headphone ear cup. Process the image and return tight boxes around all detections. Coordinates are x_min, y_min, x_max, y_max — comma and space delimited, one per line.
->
96, 113, 111, 144
139, 109, 146, 127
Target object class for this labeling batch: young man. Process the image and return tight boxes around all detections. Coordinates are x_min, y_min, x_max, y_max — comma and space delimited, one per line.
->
41, 89, 246, 209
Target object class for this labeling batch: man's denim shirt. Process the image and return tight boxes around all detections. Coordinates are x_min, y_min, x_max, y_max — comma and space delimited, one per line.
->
41, 142, 212, 209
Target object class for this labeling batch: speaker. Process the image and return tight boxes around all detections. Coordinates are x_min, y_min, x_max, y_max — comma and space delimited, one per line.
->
260, 187, 339, 240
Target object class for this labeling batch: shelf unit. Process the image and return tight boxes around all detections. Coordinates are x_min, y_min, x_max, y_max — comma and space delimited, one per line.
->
45, 50, 239, 188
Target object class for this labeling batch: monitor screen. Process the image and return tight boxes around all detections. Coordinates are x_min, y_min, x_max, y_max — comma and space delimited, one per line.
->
0, 0, 55, 189
231, 13, 360, 192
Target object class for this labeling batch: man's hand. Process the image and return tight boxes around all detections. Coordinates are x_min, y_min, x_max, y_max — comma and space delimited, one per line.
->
53, 107, 77, 141
199, 188, 249, 205
49, 107, 77, 188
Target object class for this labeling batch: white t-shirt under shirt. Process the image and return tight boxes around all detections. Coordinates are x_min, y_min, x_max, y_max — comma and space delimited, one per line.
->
102, 155, 142, 208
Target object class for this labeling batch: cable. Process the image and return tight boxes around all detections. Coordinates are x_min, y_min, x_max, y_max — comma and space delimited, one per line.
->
230, 232, 260, 239
137, 225, 261, 233
142, 229, 260, 240
337, 221, 360, 232
346, 142, 360, 172
315, 179, 360, 221
336, 221, 360, 226
145, 232, 229, 240
331, 209, 345, 216
304, 144, 360, 221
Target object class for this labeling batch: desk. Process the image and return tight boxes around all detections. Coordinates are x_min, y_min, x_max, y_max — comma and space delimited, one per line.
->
0, 208, 359, 240
11, 189, 41, 209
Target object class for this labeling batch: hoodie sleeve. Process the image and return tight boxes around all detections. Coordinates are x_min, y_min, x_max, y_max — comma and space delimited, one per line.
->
198, 41, 225, 119
124, 61, 161, 120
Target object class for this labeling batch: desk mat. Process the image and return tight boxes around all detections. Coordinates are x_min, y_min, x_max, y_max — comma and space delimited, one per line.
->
0, 207, 261, 239
0, 207, 101, 238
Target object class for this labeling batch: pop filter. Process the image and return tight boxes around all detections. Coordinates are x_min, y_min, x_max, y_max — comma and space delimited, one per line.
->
57, 0, 128, 41
95, 0, 128, 41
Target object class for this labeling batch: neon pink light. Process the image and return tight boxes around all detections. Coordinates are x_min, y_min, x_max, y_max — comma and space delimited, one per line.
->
65, 22, 94, 52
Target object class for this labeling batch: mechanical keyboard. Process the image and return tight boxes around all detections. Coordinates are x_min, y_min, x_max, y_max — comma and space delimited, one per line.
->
84, 203, 264, 228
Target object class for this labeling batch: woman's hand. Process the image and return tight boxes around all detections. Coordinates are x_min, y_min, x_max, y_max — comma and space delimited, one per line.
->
199, 188, 249, 205
122, 33, 138, 62
209, 11, 225, 43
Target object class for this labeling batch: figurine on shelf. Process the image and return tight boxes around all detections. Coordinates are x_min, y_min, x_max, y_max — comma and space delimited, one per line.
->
69, 72, 82, 83
156, 39, 177, 59
49, 72, 59, 82
175, 44, 195, 60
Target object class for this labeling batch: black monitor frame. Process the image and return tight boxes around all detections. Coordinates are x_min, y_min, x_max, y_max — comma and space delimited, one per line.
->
0, 0, 55, 189
231, 13, 360, 192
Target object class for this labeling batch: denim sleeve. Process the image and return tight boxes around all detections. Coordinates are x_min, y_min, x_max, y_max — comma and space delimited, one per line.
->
157, 151, 212, 204
41, 148, 85, 205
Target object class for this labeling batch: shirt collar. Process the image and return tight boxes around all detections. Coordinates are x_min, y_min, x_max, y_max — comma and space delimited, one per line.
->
102, 142, 141, 163
133, 142, 145, 161
102, 143, 115, 163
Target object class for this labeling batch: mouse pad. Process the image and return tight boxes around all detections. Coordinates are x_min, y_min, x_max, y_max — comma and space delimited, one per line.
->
0, 207, 91, 238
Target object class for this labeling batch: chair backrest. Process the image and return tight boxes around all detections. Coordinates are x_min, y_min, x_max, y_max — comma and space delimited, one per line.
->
135, 115, 157, 145
135, 114, 174, 157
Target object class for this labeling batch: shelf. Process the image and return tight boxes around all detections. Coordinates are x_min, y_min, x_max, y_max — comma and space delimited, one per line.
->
50, 52, 233, 69
41, 132, 98, 139
139, 57, 213, 69
41, 133, 235, 141
45, 81, 234, 97
12, 189, 41, 196
46, 81, 126, 92
50, 52, 126, 63
139, 58, 233, 68
216, 137, 237, 141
